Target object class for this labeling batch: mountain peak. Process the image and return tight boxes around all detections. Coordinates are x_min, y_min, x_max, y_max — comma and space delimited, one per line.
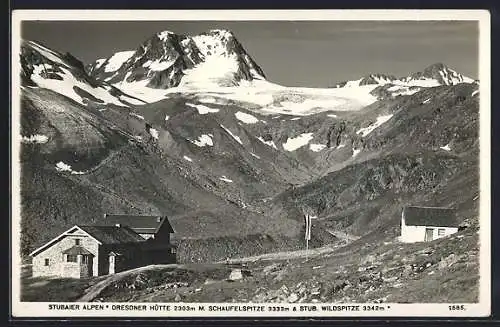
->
424, 62, 447, 70
408, 62, 473, 86
87, 28, 266, 100
156, 30, 177, 41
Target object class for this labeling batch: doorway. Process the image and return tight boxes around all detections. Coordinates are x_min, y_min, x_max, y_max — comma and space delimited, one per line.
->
424, 228, 434, 242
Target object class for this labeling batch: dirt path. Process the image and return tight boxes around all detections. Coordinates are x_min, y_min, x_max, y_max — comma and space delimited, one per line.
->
220, 243, 341, 264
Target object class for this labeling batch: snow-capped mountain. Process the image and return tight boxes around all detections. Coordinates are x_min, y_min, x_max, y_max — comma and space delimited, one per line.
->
403, 62, 476, 86
20, 40, 145, 107
332, 63, 476, 99
17, 28, 480, 273
87, 29, 266, 102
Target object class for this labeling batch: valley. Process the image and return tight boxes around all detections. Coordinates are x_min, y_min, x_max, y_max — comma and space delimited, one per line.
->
16, 28, 482, 303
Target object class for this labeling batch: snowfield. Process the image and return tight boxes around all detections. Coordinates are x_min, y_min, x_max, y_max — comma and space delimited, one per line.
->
113, 72, 170, 103
30, 65, 131, 107
104, 51, 135, 73
283, 133, 314, 152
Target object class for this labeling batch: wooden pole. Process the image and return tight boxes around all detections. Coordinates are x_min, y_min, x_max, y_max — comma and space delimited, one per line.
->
306, 238, 309, 261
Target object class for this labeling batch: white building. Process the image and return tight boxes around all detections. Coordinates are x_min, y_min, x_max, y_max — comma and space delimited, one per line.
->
400, 206, 458, 243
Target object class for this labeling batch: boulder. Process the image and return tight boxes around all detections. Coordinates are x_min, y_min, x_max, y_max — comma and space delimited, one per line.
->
287, 293, 299, 303
229, 269, 243, 281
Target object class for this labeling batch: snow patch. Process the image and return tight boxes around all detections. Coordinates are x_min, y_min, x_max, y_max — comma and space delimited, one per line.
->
21, 134, 48, 144
235, 111, 259, 124
257, 137, 278, 150
472, 90, 479, 97
219, 176, 233, 183
337, 143, 346, 149
283, 133, 314, 151
158, 30, 175, 40
290, 117, 301, 121
129, 112, 145, 120
192, 134, 214, 147
220, 125, 242, 145
327, 114, 338, 118
149, 128, 159, 140
55, 161, 86, 175
94, 59, 106, 70
104, 51, 135, 73
422, 98, 431, 104
186, 103, 220, 114
183, 155, 193, 162
440, 144, 451, 151
143, 58, 176, 71
55, 162, 72, 172
250, 152, 261, 159
356, 114, 393, 137
352, 148, 361, 157
164, 115, 170, 121
309, 143, 326, 152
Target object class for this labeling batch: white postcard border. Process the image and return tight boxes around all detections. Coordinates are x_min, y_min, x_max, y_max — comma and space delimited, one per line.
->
10, 9, 491, 318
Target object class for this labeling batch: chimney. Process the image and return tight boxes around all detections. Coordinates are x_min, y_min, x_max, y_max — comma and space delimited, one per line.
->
157, 216, 162, 223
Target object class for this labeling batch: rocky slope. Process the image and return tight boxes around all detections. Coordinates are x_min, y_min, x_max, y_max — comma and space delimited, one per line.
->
22, 221, 479, 303
20, 40, 146, 107
17, 32, 480, 271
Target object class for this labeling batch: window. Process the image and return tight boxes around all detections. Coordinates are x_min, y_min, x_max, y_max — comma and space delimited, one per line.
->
81, 256, 89, 264
75, 239, 81, 245
438, 228, 445, 237
44, 259, 50, 266
67, 255, 78, 262
171, 248, 177, 254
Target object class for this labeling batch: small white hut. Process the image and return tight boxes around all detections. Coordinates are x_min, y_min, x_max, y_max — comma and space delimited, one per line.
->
400, 206, 458, 243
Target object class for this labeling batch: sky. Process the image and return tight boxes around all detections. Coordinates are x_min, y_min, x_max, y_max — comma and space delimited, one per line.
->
21, 20, 479, 88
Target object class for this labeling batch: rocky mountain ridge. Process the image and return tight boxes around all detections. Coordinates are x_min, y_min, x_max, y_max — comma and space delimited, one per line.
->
17, 31, 480, 268
86, 29, 266, 101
